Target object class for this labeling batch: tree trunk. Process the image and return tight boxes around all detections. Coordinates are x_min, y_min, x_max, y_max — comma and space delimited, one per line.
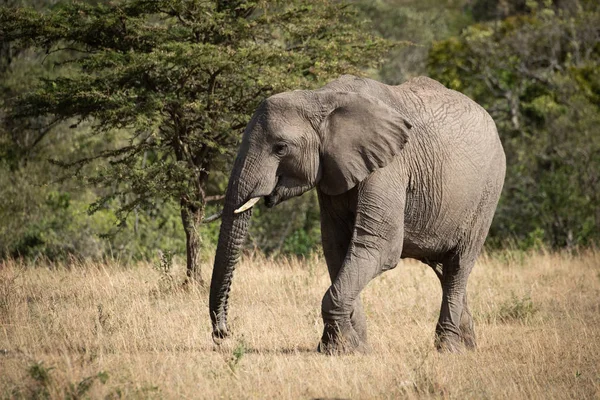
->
171, 127, 210, 285
181, 197, 205, 285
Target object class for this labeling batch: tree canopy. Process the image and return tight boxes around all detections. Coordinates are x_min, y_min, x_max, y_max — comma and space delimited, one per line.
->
0, 0, 390, 273
0, 0, 598, 265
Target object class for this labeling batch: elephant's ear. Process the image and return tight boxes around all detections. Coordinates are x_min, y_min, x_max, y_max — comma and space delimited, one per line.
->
318, 92, 412, 196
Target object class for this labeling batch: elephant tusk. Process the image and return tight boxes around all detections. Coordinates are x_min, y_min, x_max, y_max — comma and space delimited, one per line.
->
234, 197, 261, 214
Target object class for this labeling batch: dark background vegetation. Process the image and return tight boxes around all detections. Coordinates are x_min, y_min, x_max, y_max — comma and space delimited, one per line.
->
0, 0, 598, 268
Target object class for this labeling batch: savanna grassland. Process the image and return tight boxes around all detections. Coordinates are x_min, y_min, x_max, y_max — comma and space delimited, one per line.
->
1, 250, 599, 399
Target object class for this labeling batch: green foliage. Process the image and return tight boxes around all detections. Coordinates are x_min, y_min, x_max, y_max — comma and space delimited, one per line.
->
470, 0, 529, 21
9, 362, 109, 399
0, 0, 390, 261
1, 0, 389, 211
1, 0, 597, 259
0, 154, 186, 261
282, 227, 321, 257
248, 190, 321, 256
28, 361, 53, 387
358, 0, 473, 84
429, 2, 600, 248
23, 362, 52, 399
0, 162, 105, 260
227, 338, 247, 374
65, 371, 109, 400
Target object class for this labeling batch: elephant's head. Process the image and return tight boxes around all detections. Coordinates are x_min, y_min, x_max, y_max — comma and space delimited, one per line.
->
209, 89, 412, 342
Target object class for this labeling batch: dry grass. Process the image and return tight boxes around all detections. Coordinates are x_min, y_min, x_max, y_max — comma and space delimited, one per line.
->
1, 250, 599, 399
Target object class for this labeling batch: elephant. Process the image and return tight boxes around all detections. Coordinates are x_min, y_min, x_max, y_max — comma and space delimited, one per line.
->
209, 75, 506, 354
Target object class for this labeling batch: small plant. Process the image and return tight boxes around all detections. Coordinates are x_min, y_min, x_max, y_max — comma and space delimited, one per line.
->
227, 339, 247, 375
97, 304, 108, 330
497, 294, 539, 323
12, 362, 110, 399
152, 250, 178, 294
28, 361, 53, 398
65, 371, 109, 400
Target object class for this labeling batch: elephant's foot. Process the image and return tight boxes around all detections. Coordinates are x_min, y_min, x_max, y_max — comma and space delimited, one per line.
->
317, 319, 369, 355
435, 315, 477, 352
435, 327, 468, 353
435, 336, 464, 353
211, 321, 230, 345
435, 333, 464, 353
435, 333, 476, 352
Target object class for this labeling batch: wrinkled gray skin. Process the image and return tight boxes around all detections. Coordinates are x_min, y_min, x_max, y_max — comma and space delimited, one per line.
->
210, 75, 505, 354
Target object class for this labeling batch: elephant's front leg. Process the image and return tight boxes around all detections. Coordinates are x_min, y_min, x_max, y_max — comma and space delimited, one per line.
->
320, 283, 371, 354
317, 189, 369, 351
318, 182, 405, 355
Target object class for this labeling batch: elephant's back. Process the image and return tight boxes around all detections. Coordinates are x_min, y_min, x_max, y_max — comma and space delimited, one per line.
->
324, 75, 503, 156
394, 76, 504, 172
322, 74, 505, 186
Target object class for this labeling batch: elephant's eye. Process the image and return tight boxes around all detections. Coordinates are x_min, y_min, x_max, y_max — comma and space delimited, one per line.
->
273, 142, 288, 157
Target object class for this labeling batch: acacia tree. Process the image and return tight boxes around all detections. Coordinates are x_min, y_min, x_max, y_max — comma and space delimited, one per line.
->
0, 0, 389, 279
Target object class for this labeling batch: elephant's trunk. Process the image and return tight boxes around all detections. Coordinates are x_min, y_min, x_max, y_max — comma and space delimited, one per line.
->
209, 154, 254, 342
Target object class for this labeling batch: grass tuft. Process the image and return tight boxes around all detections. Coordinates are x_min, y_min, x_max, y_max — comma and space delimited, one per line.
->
496, 294, 539, 323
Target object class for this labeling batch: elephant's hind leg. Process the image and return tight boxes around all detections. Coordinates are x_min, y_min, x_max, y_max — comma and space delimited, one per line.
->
435, 172, 503, 351
429, 261, 476, 350
435, 254, 477, 352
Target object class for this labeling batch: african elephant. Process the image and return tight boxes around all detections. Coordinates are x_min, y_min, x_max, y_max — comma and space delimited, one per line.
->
209, 75, 506, 354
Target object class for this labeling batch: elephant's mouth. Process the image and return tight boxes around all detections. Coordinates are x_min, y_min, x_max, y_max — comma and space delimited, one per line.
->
265, 177, 314, 209
235, 193, 278, 212
234, 185, 282, 213
265, 176, 283, 208
265, 192, 280, 208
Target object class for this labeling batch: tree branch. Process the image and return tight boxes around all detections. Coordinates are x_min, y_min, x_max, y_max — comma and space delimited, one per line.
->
205, 194, 225, 202
27, 116, 62, 152
202, 209, 222, 223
